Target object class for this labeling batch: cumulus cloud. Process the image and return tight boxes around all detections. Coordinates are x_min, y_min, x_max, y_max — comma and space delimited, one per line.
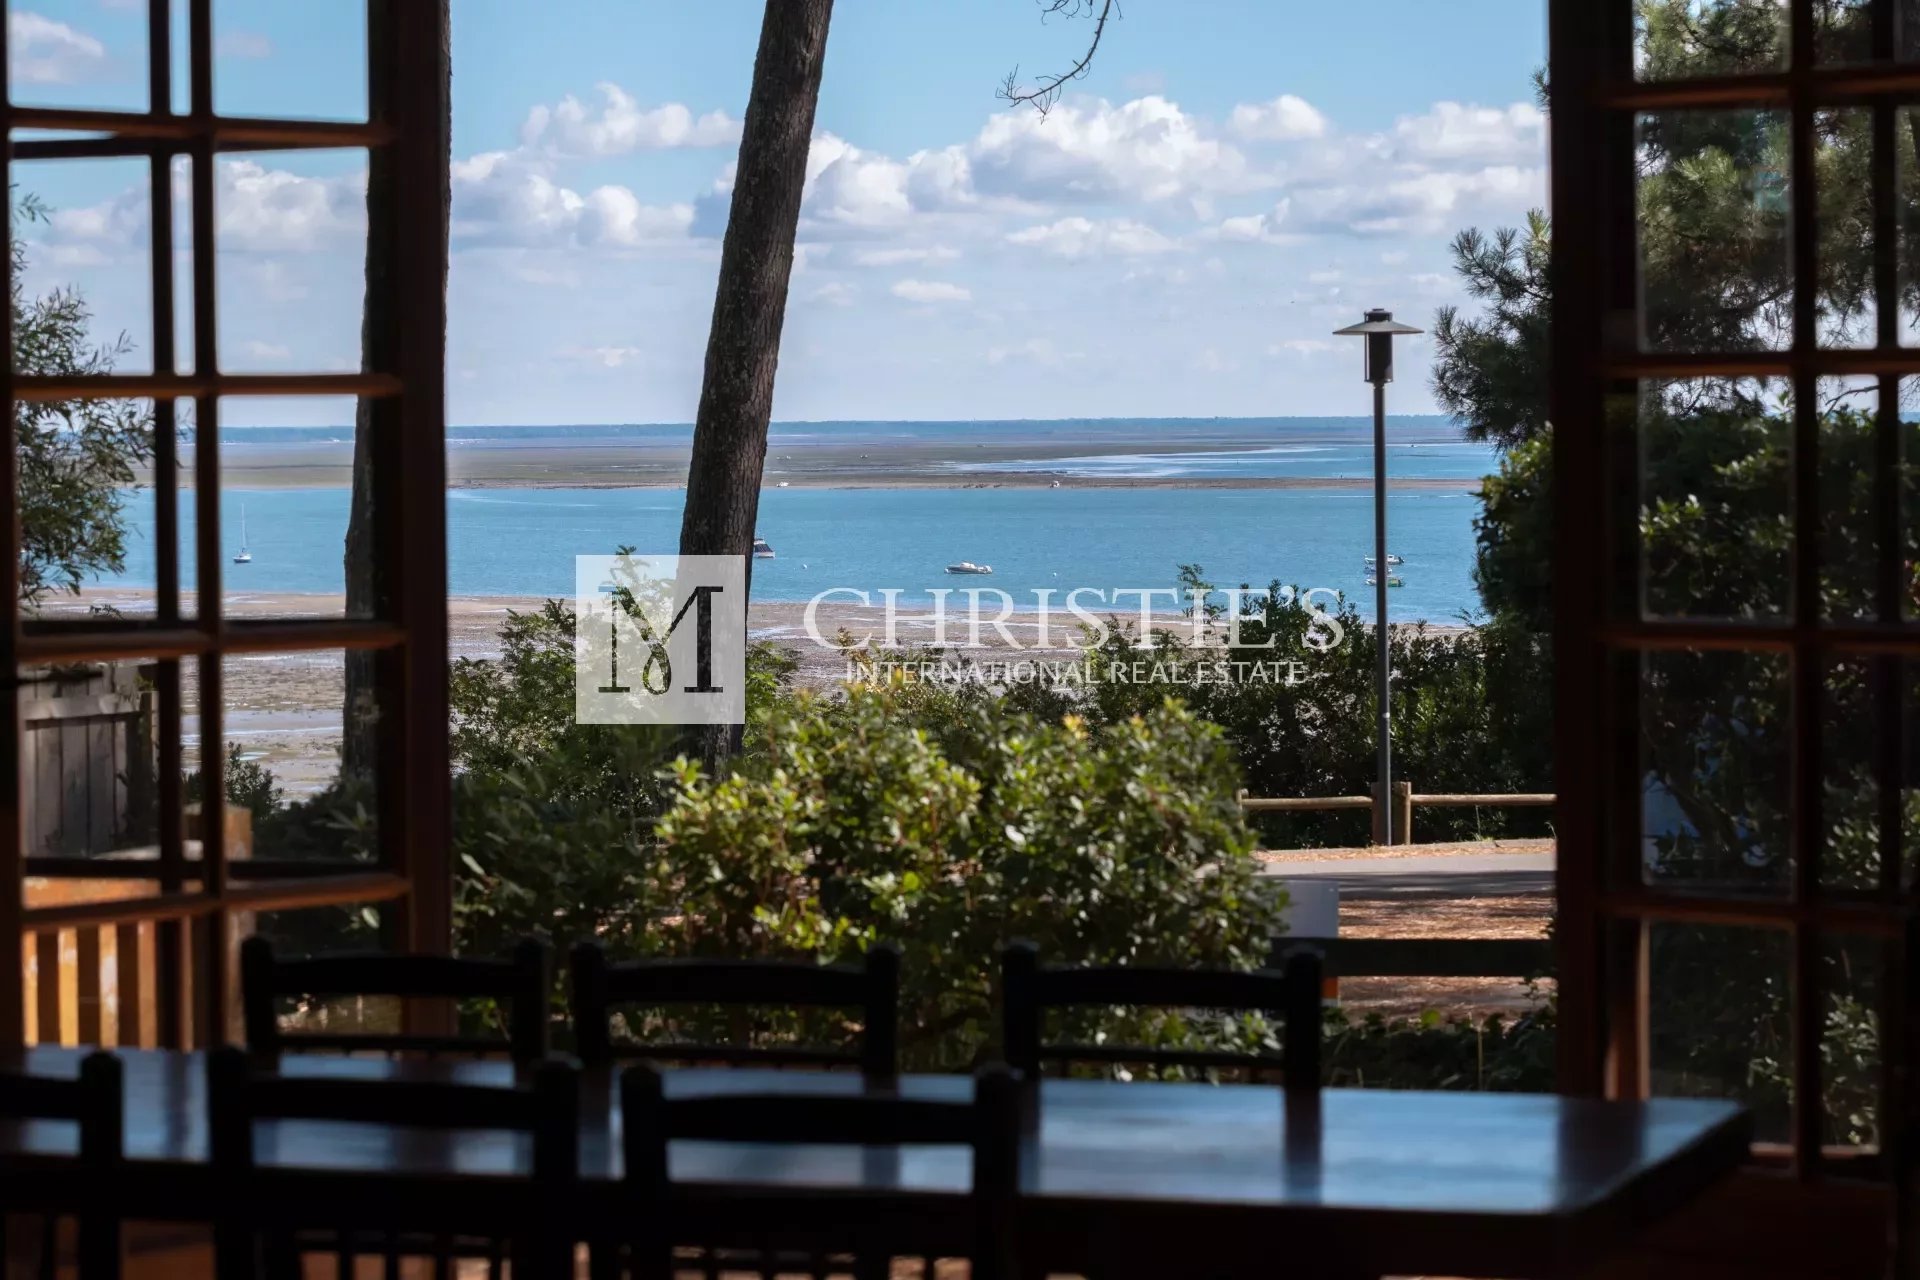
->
964, 96, 1255, 204
810, 281, 857, 307
451, 149, 691, 248
45, 159, 365, 255
697, 95, 1260, 241
1290, 164, 1541, 236
891, 279, 971, 304
241, 340, 292, 362
10, 11, 107, 84
1229, 94, 1328, 142
1214, 201, 1294, 246
1388, 101, 1545, 167
1005, 216, 1177, 258
521, 83, 738, 155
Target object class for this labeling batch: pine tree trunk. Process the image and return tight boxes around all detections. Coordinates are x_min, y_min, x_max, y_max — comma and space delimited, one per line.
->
680, 0, 835, 763
343, 0, 452, 785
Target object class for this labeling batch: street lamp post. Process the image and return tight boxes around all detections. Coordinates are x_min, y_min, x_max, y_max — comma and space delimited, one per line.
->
1333, 308, 1422, 846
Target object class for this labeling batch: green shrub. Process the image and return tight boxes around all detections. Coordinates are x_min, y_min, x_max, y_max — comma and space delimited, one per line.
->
652, 682, 1286, 1069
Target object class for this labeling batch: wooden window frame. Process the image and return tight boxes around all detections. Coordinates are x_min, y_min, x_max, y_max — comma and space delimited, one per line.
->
1551, 0, 1919, 1270
0, 0, 451, 1048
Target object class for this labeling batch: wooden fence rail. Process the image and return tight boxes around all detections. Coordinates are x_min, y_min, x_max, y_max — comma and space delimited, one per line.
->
1238, 783, 1556, 846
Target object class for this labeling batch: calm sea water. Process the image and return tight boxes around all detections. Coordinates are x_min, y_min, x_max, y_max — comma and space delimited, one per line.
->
97, 423, 1495, 623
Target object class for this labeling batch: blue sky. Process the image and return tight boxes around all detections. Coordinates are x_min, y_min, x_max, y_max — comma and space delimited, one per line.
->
11, 0, 1547, 425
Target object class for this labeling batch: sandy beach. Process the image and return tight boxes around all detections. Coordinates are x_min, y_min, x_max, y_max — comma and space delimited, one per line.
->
148, 434, 1484, 493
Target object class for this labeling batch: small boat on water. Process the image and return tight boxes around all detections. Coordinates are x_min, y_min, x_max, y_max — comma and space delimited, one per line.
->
233, 506, 252, 564
946, 561, 994, 575
1364, 554, 1404, 566
752, 537, 775, 559
1366, 575, 1405, 589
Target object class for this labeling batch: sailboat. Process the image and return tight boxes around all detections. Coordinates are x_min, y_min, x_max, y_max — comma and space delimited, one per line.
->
233, 506, 252, 564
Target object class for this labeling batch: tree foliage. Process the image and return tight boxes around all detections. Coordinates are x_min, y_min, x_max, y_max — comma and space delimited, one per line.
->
13, 194, 155, 606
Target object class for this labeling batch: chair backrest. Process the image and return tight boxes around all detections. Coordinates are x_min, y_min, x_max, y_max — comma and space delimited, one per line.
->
1000, 941, 1323, 1087
241, 936, 551, 1062
0, 1051, 123, 1280
619, 1062, 1019, 1280
569, 942, 900, 1075
205, 1046, 579, 1280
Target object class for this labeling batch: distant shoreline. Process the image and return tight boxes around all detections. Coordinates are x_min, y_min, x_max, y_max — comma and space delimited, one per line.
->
135, 431, 1488, 492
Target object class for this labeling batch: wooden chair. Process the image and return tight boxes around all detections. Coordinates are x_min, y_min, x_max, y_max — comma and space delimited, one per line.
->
568, 943, 900, 1075
240, 935, 551, 1063
1000, 941, 1324, 1087
0, 1051, 122, 1280
206, 1045, 579, 1280
618, 1061, 1021, 1280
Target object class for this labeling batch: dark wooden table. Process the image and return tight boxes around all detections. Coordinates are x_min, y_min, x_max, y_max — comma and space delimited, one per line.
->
0, 1047, 1751, 1279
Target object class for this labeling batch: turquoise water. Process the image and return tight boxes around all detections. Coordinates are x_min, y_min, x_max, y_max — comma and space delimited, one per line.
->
103, 481, 1488, 623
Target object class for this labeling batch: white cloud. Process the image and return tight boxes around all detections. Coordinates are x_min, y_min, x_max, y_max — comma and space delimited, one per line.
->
46, 159, 365, 254
1306, 269, 1342, 285
1229, 94, 1328, 142
521, 83, 738, 155
241, 340, 292, 361
1190, 349, 1237, 374
1214, 201, 1294, 245
963, 96, 1255, 204
1388, 101, 1545, 167
852, 245, 959, 267
217, 31, 273, 59
218, 159, 365, 250
451, 148, 692, 248
1006, 216, 1177, 258
892, 279, 971, 304
10, 11, 106, 84
810, 281, 857, 307
1291, 164, 1541, 236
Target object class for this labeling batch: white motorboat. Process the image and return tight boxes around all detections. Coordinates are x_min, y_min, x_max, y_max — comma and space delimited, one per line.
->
232, 506, 252, 564
752, 537, 775, 559
1364, 553, 1404, 566
1365, 575, 1405, 589
946, 561, 994, 575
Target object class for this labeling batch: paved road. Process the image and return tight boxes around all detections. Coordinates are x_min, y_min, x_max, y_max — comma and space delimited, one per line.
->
1258, 852, 1554, 899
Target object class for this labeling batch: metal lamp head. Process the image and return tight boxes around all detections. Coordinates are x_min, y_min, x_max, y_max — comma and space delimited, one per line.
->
1333, 308, 1423, 386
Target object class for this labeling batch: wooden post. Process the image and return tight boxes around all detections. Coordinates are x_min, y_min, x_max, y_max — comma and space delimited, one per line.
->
1393, 781, 1413, 846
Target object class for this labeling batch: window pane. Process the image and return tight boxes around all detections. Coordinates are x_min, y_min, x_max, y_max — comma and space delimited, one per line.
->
1637, 110, 1792, 353
1636, 1, 1786, 80
1814, 0, 1873, 66
1649, 922, 1791, 1144
1816, 109, 1874, 349
211, 0, 367, 123
1820, 933, 1884, 1159
1639, 378, 1791, 621
18, 396, 165, 622
1818, 376, 1884, 622
17, 661, 159, 862
7, 0, 148, 113
213, 397, 372, 620
1640, 649, 1791, 894
215, 650, 381, 867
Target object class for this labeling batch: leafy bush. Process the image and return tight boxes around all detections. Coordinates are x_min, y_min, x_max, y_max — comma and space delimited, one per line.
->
652, 682, 1286, 1069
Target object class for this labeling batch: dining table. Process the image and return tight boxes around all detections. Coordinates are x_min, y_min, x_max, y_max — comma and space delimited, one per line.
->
0, 1046, 1752, 1279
